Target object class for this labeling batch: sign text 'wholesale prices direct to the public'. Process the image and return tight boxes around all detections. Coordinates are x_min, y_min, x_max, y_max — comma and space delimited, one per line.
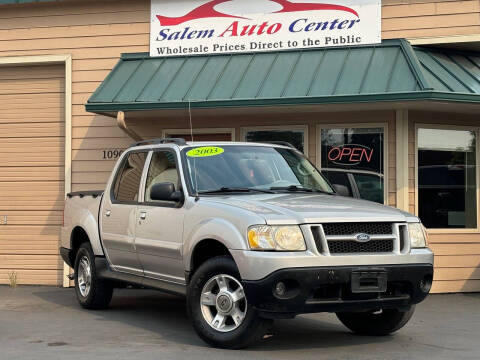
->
150, 0, 381, 57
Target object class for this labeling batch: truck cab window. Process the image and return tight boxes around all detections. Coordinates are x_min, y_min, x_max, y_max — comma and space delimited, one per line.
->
145, 151, 179, 202
113, 152, 148, 202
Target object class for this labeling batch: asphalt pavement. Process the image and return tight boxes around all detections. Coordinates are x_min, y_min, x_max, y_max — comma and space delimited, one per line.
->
0, 286, 478, 360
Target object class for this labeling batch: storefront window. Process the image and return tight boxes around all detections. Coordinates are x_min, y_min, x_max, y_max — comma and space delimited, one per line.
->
321, 127, 385, 203
322, 170, 354, 197
353, 173, 384, 204
418, 128, 477, 229
244, 128, 306, 153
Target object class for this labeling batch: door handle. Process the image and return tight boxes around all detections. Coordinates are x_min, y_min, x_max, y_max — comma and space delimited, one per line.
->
105, 210, 111, 217
140, 211, 147, 220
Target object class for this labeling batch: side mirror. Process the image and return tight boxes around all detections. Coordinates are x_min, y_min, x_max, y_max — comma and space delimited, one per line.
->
150, 182, 184, 203
333, 184, 351, 197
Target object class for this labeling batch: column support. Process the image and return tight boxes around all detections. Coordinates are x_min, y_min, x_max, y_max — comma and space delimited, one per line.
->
396, 110, 409, 212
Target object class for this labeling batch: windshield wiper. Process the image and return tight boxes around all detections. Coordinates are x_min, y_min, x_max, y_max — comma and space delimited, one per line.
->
198, 187, 275, 195
270, 185, 314, 192
270, 185, 333, 195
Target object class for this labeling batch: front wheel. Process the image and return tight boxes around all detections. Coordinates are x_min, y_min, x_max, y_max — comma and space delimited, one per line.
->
336, 306, 415, 336
187, 256, 272, 349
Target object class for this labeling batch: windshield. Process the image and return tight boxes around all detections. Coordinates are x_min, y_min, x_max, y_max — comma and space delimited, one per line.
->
182, 145, 334, 195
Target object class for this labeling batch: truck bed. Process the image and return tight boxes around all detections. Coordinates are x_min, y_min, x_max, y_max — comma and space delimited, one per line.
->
62, 190, 105, 257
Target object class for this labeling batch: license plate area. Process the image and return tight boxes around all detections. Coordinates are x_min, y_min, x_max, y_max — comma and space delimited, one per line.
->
351, 271, 387, 293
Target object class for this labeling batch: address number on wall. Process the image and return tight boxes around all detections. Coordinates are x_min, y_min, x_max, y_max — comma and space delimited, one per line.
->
102, 149, 124, 160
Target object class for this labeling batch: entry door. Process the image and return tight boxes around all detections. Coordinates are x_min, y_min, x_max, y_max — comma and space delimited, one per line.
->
100, 151, 148, 276
135, 150, 185, 284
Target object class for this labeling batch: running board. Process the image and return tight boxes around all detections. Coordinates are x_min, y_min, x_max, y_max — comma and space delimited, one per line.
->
95, 257, 186, 296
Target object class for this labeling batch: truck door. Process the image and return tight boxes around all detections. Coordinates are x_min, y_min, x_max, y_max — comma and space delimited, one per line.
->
135, 149, 186, 285
100, 151, 148, 276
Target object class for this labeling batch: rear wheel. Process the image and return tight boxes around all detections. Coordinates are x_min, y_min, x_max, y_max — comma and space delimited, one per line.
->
74, 243, 113, 310
187, 256, 272, 349
336, 306, 415, 336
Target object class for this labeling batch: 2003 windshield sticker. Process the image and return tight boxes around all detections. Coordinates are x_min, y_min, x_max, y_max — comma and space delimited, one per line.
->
187, 147, 225, 158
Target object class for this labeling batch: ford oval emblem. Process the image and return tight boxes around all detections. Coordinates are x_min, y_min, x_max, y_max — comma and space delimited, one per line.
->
355, 233, 371, 243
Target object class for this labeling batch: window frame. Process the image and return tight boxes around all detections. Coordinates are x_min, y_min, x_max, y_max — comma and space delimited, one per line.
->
179, 144, 330, 197
316, 123, 389, 205
415, 123, 480, 233
110, 149, 150, 205
139, 148, 186, 209
240, 125, 309, 156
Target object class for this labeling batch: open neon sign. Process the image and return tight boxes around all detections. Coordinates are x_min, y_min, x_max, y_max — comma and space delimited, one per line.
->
327, 144, 374, 166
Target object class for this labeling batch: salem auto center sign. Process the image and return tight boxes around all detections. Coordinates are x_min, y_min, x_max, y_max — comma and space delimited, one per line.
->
150, 0, 381, 57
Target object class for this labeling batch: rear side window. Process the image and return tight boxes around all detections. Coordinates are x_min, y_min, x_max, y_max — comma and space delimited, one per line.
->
113, 152, 148, 202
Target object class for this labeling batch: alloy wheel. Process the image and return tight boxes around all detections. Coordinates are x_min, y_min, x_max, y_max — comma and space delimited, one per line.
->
77, 255, 92, 297
200, 274, 247, 332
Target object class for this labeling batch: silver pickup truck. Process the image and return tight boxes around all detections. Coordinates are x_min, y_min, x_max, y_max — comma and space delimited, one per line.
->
60, 139, 433, 349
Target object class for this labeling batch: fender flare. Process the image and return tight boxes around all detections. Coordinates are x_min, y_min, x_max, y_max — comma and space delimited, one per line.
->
69, 210, 104, 256
183, 218, 247, 271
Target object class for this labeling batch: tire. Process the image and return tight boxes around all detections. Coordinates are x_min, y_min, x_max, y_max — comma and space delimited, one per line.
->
74, 242, 113, 310
336, 306, 415, 336
187, 256, 272, 349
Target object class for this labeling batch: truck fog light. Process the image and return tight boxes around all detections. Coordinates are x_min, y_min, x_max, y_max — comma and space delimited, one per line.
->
275, 282, 286, 296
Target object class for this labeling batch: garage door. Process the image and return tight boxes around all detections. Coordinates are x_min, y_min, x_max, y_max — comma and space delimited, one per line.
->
0, 64, 65, 286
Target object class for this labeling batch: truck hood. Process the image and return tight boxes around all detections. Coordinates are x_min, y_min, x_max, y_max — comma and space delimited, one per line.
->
203, 193, 416, 224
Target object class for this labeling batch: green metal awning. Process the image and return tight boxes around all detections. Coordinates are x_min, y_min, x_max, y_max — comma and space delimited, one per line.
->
86, 39, 480, 114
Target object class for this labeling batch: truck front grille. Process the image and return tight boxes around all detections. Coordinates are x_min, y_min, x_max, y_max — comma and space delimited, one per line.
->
322, 222, 393, 236
311, 223, 399, 255
327, 239, 394, 254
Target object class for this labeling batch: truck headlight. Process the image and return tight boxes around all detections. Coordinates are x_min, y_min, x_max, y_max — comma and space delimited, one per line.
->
408, 222, 428, 248
247, 225, 306, 251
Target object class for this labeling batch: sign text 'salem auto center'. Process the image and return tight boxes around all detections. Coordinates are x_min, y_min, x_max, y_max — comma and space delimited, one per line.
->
150, 0, 382, 57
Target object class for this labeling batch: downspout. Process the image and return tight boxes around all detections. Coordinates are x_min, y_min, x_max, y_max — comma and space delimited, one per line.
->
116, 111, 142, 141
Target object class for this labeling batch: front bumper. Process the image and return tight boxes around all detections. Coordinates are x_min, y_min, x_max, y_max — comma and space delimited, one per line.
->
242, 264, 433, 319
230, 248, 434, 281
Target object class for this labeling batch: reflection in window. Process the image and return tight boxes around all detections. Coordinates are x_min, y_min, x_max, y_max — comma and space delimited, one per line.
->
145, 151, 179, 202
322, 171, 353, 197
321, 127, 384, 204
245, 129, 305, 153
183, 146, 332, 194
114, 152, 148, 202
353, 173, 384, 204
418, 128, 477, 229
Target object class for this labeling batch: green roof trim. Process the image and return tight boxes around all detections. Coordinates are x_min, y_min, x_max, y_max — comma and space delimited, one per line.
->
86, 39, 480, 113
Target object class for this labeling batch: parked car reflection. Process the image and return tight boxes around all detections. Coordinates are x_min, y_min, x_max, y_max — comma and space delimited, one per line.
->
322, 168, 384, 204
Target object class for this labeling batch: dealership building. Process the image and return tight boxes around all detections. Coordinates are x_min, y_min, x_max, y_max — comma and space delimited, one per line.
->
0, 0, 480, 293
